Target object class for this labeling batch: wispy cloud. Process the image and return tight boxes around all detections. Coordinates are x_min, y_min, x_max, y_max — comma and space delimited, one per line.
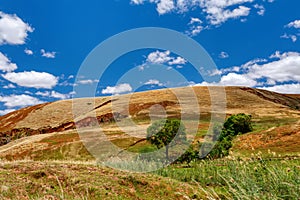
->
36, 90, 71, 99
281, 33, 297, 43
144, 79, 163, 86
77, 79, 99, 85
41, 49, 56, 58
0, 52, 18, 72
254, 4, 265, 16
186, 17, 205, 36
282, 19, 300, 42
219, 51, 229, 59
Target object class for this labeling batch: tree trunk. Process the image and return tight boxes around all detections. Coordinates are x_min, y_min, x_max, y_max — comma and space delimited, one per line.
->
166, 146, 169, 161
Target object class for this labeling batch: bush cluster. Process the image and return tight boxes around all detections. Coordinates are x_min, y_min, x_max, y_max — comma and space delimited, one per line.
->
146, 113, 253, 163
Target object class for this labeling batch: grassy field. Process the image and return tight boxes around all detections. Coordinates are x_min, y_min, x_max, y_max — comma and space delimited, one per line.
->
0, 86, 299, 199
0, 156, 298, 199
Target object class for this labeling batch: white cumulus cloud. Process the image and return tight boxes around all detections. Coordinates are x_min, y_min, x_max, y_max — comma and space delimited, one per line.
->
286, 20, 300, 29
219, 73, 257, 87
246, 52, 300, 83
156, 0, 175, 15
2, 71, 58, 89
102, 83, 133, 95
207, 5, 251, 25
0, 11, 33, 45
24, 48, 33, 55
147, 50, 172, 64
146, 50, 187, 67
0, 94, 44, 108
258, 83, 300, 94
198, 51, 300, 94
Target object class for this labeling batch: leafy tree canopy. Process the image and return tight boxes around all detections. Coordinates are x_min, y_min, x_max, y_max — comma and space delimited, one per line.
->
147, 119, 187, 160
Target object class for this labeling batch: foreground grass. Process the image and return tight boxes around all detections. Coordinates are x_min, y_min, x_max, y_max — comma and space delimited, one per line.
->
155, 157, 300, 199
0, 157, 299, 199
0, 160, 197, 200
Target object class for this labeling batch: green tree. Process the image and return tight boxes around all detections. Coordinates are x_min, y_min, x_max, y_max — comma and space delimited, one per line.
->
147, 119, 187, 161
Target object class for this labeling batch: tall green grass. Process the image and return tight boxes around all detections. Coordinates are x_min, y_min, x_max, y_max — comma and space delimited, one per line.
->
155, 156, 300, 199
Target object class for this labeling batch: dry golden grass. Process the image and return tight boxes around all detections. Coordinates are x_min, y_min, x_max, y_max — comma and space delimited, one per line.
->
0, 160, 199, 199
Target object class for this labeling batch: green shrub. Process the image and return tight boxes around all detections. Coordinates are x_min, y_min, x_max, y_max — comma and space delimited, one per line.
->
176, 146, 200, 164
223, 113, 253, 136
208, 113, 253, 159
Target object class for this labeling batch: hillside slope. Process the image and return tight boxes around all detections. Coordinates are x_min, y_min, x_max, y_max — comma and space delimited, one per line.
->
0, 86, 299, 160
1, 86, 299, 131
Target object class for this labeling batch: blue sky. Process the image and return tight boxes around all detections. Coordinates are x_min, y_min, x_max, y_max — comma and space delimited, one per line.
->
0, 0, 300, 115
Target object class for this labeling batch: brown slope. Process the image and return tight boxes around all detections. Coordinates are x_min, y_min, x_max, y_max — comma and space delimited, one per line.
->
0, 103, 51, 132
286, 94, 300, 99
240, 87, 300, 110
233, 119, 300, 155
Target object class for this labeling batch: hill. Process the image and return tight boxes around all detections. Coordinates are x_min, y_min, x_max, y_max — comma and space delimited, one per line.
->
1, 86, 299, 130
0, 86, 299, 161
